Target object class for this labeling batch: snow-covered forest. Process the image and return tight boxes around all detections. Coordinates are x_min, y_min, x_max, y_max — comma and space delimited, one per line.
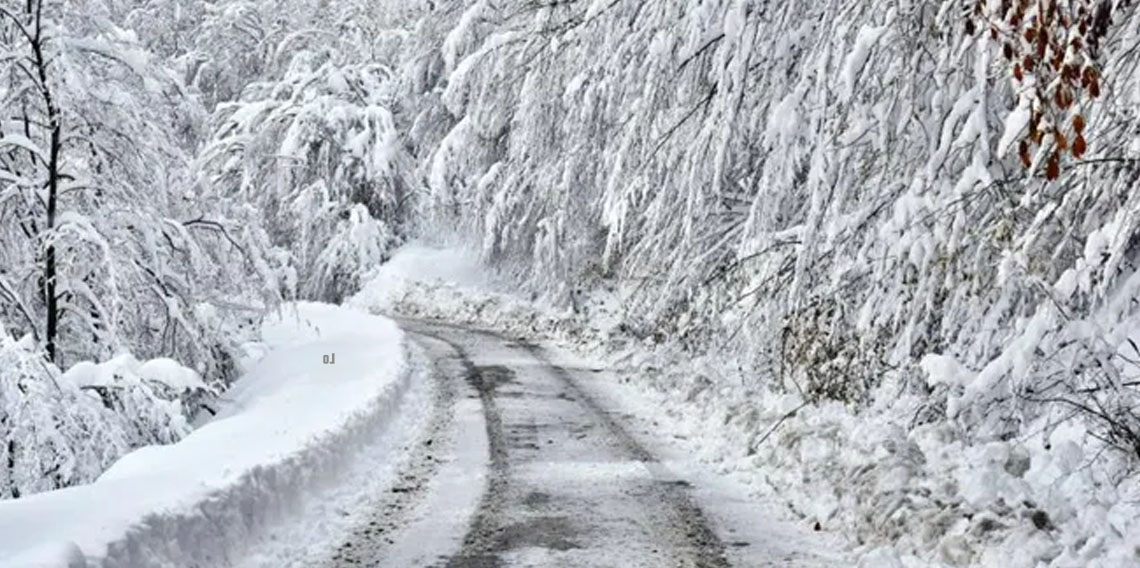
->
3, 0, 1140, 565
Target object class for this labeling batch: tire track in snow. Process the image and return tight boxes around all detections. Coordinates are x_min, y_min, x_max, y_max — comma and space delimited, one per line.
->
421, 323, 731, 568
516, 340, 731, 568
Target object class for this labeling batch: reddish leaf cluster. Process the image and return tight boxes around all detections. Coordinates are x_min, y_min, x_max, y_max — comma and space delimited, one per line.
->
965, 0, 1114, 180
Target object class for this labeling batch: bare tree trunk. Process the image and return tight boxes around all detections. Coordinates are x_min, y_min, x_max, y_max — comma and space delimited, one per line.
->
27, 0, 62, 364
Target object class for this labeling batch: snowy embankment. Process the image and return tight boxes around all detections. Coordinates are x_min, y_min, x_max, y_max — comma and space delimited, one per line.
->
0, 302, 413, 568
357, 244, 1140, 568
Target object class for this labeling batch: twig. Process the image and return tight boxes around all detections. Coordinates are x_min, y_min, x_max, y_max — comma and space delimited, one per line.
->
752, 400, 810, 449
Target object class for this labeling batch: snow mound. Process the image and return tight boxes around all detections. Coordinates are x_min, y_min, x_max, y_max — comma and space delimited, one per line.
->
349, 242, 497, 313
0, 302, 411, 567
61, 356, 206, 393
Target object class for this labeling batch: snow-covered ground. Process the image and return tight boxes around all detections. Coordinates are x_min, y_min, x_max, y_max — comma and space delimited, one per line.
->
353, 243, 1140, 568
5, 242, 1136, 567
0, 303, 419, 567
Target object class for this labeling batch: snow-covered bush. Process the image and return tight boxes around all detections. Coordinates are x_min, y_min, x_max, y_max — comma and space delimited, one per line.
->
0, 327, 206, 500
0, 332, 123, 499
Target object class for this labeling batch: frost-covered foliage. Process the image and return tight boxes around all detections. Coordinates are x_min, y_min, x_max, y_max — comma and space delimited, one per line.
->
408, 0, 1140, 448
119, 0, 422, 111
0, 327, 206, 499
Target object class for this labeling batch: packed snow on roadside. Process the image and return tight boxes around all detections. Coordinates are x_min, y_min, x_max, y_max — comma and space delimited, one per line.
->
355, 243, 1140, 568
349, 242, 587, 336
0, 302, 414, 568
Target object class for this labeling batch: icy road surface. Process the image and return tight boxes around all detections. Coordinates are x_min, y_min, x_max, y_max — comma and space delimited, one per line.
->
318, 320, 843, 568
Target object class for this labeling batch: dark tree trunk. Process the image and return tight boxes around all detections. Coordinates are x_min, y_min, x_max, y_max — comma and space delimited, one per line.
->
27, 0, 62, 364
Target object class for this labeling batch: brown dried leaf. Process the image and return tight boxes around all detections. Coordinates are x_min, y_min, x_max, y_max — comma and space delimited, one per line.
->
1046, 153, 1060, 180
1073, 134, 1087, 158
1055, 87, 1071, 108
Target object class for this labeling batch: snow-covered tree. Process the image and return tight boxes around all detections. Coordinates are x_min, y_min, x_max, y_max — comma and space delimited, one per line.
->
403, 0, 1140, 459
0, 0, 286, 499
1, 0, 277, 370
198, 23, 415, 302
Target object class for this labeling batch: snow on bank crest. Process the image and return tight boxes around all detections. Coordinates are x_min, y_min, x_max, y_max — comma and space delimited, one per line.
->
0, 302, 409, 567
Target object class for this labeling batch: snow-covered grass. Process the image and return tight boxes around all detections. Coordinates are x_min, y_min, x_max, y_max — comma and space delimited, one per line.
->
0, 302, 413, 567
354, 244, 1140, 568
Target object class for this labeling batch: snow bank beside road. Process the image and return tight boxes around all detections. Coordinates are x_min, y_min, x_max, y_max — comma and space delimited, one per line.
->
0, 302, 410, 567
349, 242, 578, 335
349, 242, 495, 312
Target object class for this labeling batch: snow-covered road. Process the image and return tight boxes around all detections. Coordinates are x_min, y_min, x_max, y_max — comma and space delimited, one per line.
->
315, 319, 843, 568
0, 305, 844, 568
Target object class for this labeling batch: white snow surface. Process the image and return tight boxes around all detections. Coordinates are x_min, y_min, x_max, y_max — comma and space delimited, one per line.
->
0, 302, 411, 568
349, 242, 495, 312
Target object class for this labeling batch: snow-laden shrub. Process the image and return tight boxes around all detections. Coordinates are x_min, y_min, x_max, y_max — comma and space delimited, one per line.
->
309, 204, 398, 302
0, 333, 127, 499
0, 328, 209, 500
